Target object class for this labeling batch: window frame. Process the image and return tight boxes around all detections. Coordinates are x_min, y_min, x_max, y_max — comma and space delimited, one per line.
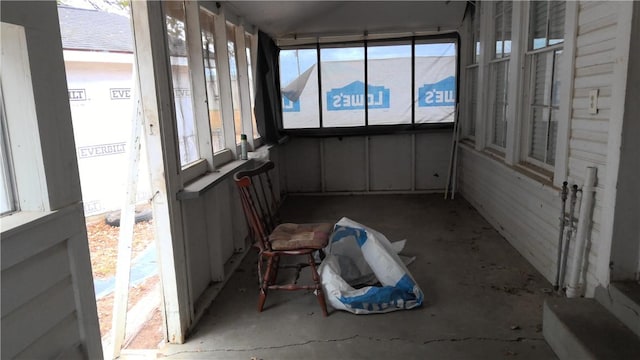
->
485, 0, 512, 153
519, 0, 573, 181
462, 1, 481, 140
278, 33, 459, 137
0, 92, 18, 216
521, 43, 564, 171
162, 2, 261, 183
472, 0, 576, 187
0, 22, 49, 214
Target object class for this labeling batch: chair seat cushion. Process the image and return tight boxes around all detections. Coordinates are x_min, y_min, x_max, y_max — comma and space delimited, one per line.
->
269, 223, 333, 250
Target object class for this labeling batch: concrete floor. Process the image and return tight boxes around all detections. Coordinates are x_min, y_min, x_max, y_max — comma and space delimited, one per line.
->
160, 194, 558, 359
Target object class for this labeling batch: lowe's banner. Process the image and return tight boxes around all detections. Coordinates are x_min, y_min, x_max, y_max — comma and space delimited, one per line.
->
281, 56, 456, 128
327, 81, 390, 111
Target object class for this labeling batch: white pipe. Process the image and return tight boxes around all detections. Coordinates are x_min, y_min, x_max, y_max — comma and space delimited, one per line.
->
566, 167, 597, 298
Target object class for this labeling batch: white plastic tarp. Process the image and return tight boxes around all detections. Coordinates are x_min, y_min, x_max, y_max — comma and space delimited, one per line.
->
319, 217, 424, 314
281, 56, 456, 129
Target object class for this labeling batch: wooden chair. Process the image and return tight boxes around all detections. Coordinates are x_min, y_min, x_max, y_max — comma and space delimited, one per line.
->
234, 160, 331, 316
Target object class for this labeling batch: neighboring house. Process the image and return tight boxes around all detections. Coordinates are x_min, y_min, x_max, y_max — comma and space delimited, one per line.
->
59, 5, 152, 215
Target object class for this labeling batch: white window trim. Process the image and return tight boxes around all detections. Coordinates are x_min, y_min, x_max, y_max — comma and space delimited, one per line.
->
551, 1, 578, 187
516, 1, 577, 185
473, 1, 577, 188
486, 56, 510, 153
184, 1, 215, 176
0, 22, 49, 213
235, 24, 255, 145
162, 2, 264, 183
462, 2, 479, 141
520, 43, 564, 172
504, 1, 526, 165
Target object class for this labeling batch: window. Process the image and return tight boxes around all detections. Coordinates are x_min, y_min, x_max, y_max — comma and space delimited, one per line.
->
321, 44, 365, 127
280, 47, 320, 129
415, 42, 457, 124
245, 33, 259, 139
464, 3, 481, 138
368, 42, 411, 125
164, 1, 200, 166
200, 8, 225, 153
280, 37, 457, 131
1, 95, 17, 216
524, 0, 565, 167
226, 22, 243, 144
488, 0, 512, 149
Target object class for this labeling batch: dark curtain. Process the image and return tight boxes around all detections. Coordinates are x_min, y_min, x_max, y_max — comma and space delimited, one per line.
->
254, 31, 283, 144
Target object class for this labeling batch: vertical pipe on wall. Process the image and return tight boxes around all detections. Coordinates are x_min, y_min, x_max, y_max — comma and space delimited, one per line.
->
554, 181, 569, 291
566, 167, 597, 298
559, 184, 578, 291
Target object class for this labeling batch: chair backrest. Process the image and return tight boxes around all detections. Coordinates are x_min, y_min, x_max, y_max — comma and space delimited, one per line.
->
234, 161, 279, 251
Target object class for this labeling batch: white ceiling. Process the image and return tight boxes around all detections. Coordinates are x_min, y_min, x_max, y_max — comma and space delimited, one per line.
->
223, 1, 469, 42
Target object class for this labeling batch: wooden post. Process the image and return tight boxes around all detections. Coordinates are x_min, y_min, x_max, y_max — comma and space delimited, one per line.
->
110, 69, 143, 358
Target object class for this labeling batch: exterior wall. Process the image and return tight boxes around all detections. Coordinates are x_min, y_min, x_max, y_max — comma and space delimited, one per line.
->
458, 1, 633, 296
282, 131, 451, 193
64, 54, 153, 216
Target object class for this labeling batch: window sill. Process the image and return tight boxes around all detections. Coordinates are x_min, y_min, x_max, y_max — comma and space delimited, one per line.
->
177, 159, 252, 200
177, 143, 276, 200
513, 162, 555, 188
1, 211, 54, 237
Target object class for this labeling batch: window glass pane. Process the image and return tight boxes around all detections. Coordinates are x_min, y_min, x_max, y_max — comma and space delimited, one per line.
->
1, 98, 16, 215
321, 45, 365, 127
414, 42, 457, 123
473, 4, 481, 63
245, 34, 259, 139
467, 66, 478, 136
200, 9, 224, 152
503, 1, 513, 56
532, 52, 553, 106
528, 49, 561, 166
530, 0, 548, 49
164, 1, 199, 166
495, 1, 512, 58
494, 13, 503, 58
529, 106, 548, 162
280, 48, 320, 129
491, 60, 508, 147
226, 22, 242, 144
551, 50, 562, 107
548, 1, 566, 46
367, 43, 412, 125
548, 109, 558, 165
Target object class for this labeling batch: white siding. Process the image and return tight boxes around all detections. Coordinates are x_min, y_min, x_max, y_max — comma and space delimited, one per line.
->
459, 1, 632, 296
1, 205, 100, 359
567, 1, 628, 293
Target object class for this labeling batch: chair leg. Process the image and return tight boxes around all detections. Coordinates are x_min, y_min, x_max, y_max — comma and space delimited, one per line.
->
308, 254, 329, 317
269, 255, 280, 286
258, 255, 274, 312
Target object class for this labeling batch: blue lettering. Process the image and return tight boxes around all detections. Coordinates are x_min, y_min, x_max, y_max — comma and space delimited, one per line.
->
418, 76, 456, 107
282, 96, 300, 112
327, 81, 390, 111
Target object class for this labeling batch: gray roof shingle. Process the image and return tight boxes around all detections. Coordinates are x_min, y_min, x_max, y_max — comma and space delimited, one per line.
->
58, 6, 133, 52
